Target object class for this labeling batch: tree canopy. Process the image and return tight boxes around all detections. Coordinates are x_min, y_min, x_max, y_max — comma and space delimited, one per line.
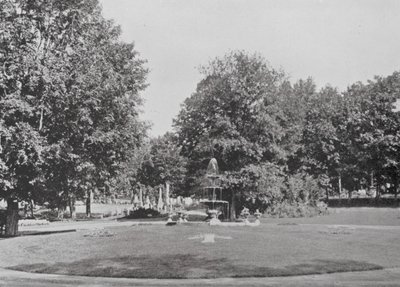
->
174, 51, 400, 213
2, 2, 400, 228
0, 0, 149, 233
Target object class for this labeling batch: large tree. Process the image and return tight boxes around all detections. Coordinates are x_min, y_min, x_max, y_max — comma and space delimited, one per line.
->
343, 74, 400, 198
301, 86, 361, 198
0, 0, 148, 234
300, 73, 400, 199
174, 51, 288, 217
137, 132, 187, 195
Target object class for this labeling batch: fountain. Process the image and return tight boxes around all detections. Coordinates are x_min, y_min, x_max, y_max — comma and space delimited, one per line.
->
165, 158, 262, 227
200, 158, 230, 224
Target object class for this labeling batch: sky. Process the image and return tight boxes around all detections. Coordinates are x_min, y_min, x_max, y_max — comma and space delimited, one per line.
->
99, 0, 400, 136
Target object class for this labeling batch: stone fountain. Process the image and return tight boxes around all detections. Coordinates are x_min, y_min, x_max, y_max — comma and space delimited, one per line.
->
200, 158, 230, 225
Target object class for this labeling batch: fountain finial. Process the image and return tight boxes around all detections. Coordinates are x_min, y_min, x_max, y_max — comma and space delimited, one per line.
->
206, 158, 219, 176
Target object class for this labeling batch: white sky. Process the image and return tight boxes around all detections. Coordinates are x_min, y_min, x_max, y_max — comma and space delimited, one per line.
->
99, 0, 400, 136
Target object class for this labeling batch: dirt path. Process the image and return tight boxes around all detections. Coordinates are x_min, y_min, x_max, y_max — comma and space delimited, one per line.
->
1, 266, 400, 287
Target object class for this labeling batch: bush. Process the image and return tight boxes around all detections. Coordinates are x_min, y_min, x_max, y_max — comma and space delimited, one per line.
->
266, 200, 328, 218
170, 214, 207, 222
235, 164, 326, 217
286, 173, 321, 205
34, 210, 60, 221
126, 208, 162, 219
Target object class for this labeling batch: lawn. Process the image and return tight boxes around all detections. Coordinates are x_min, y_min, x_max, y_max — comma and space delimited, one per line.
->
0, 208, 399, 279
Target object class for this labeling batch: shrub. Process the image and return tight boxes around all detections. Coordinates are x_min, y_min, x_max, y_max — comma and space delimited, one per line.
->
34, 210, 60, 221
233, 164, 327, 217
266, 200, 328, 218
126, 208, 162, 219
171, 214, 207, 222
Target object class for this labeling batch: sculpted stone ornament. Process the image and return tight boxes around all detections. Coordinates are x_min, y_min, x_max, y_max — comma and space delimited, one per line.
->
240, 207, 250, 224
208, 209, 221, 226
253, 209, 262, 226
167, 213, 173, 223
177, 211, 184, 224
189, 233, 232, 243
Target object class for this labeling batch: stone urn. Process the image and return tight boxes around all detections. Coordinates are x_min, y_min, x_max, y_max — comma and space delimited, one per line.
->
240, 207, 250, 224
167, 213, 173, 223
208, 209, 221, 226
177, 211, 184, 224
253, 209, 262, 225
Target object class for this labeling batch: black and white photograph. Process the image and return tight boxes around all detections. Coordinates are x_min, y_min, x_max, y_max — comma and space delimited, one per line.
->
1, 0, 400, 286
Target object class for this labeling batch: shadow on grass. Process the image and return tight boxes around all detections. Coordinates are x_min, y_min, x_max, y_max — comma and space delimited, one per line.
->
9, 254, 383, 279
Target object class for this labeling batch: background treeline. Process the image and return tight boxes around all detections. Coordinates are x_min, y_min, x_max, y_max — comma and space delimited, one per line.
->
1, 1, 400, 234
173, 52, 400, 217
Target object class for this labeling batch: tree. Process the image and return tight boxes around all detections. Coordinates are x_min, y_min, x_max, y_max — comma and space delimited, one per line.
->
174, 51, 287, 218
138, 132, 187, 196
343, 73, 400, 198
300, 73, 400, 200
276, 78, 317, 171
0, 0, 50, 235
300, 85, 368, 198
0, 0, 148, 233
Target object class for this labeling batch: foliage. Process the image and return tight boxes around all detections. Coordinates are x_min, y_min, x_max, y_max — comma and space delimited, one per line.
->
343, 75, 400, 193
175, 51, 400, 215
174, 51, 331, 215
301, 73, 400, 196
0, 0, 148, 225
126, 207, 162, 219
137, 133, 187, 195
174, 51, 288, 201
266, 201, 328, 218
2, 0, 400, 223
233, 163, 323, 213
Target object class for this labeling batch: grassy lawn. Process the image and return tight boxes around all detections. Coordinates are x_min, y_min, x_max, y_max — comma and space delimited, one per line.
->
266, 207, 400, 226
0, 208, 399, 279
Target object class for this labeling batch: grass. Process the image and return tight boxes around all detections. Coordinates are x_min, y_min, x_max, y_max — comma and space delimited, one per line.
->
266, 207, 400, 226
0, 207, 399, 279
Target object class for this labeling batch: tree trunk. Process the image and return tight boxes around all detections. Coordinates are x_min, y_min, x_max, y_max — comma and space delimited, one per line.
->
348, 188, 352, 204
57, 206, 64, 219
5, 198, 19, 237
86, 190, 93, 217
375, 175, 381, 200
69, 195, 76, 220
30, 199, 34, 218
394, 172, 398, 200
369, 171, 374, 196
23, 202, 28, 218
229, 189, 236, 221
325, 188, 329, 201
338, 174, 342, 198
39, 106, 44, 131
